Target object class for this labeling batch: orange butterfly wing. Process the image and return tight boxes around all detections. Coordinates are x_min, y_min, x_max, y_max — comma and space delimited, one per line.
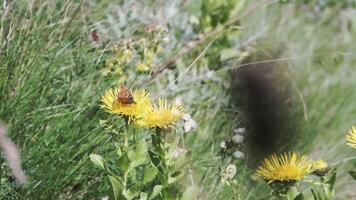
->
117, 85, 135, 104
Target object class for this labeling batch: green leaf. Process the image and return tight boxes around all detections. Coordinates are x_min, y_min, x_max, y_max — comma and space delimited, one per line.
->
123, 188, 140, 200
143, 166, 158, 184
89, 154, 105, 170
108, 175, 124, 200
326, 168, 337, 192
219, 48, 239, 61
148, 150, 161, 167
168, 170, 183, 184
348, 171, 356, 181
310, 188, 324, 200
294, 193, 304, 200
115, 143, 122, 157
129, 140, 148, 169
148, 185, 163, 200
156, 171, 168, 186
139, 192, 148, 200
117, 152, 130, 173
310, 188, 319, 200
182, 185, 199, 200
231, 0, 245, 16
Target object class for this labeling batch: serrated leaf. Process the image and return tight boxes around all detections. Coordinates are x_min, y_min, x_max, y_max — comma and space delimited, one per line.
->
108, 175, 123, 200
143, 166, 158, 184
348, 171, 356, 181
294, 193, 304, 200
182, 185, 199, 200
89, 154, 105, 170
148, 185, 163, 200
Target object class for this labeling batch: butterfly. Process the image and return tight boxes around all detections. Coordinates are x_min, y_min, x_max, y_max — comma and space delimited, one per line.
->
117, 85, 135, 104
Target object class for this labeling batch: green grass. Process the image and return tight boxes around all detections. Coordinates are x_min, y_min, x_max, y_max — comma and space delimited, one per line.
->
0, 0, 355, 199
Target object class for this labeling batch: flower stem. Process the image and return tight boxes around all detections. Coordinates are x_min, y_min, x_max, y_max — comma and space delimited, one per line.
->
151, 129, 168, 185
123, 118, 129, 148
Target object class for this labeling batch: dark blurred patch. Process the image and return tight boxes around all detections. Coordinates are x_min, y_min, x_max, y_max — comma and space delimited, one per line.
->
230, 54, 303, 165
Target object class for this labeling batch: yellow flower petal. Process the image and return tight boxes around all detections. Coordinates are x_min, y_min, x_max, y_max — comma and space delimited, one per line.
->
135, 98, 183, 129
256, 152, 312, 183
346, 126, 356, 149
311, 159, 328, 175
100, 87, 151, 121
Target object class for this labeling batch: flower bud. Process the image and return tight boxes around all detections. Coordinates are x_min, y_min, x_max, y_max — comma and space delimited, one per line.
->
233, 128, 246, 135
232, 134, 244, 144
232, 150, 245, 159
220, 141, 227, 149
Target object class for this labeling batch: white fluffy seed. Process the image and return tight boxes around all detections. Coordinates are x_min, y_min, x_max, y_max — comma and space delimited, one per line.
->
231, 134, 244, 144
232, 151, 245, 159
220, 141, 227, 149
233, 128, 246, 135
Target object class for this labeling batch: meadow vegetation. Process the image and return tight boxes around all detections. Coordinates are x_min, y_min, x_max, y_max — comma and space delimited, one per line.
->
0, 0, 355, 199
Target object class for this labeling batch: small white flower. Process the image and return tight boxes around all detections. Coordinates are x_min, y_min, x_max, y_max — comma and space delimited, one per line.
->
225, 164, 237, 179
162, 36, 170, 44
184, 121, 197, 132
231, 134, 244, 144
232, 151, 245, 159
221, 173, 229, 184
206, 71, 214, 79
173, 147, 188, 159
220, 141, 227, 149
182, 113, 197, 133
182, 114, 191, 121
233, 128, 246, 135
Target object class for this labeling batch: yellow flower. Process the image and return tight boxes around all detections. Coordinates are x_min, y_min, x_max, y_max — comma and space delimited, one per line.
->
136, 99, 183, 129
256, 152, 312, 183
311, 159, 328, 176
346, 126, 356, 149
101, 87, 151, 120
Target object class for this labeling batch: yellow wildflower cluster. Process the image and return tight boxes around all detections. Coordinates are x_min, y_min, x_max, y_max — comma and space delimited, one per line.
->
101, 85, 183, 129
256, 151, 332, 184
103, 27, 168, 76
103, 47, 133, 76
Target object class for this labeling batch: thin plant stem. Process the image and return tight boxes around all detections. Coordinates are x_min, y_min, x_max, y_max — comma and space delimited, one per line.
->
124, 118, 129, 148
